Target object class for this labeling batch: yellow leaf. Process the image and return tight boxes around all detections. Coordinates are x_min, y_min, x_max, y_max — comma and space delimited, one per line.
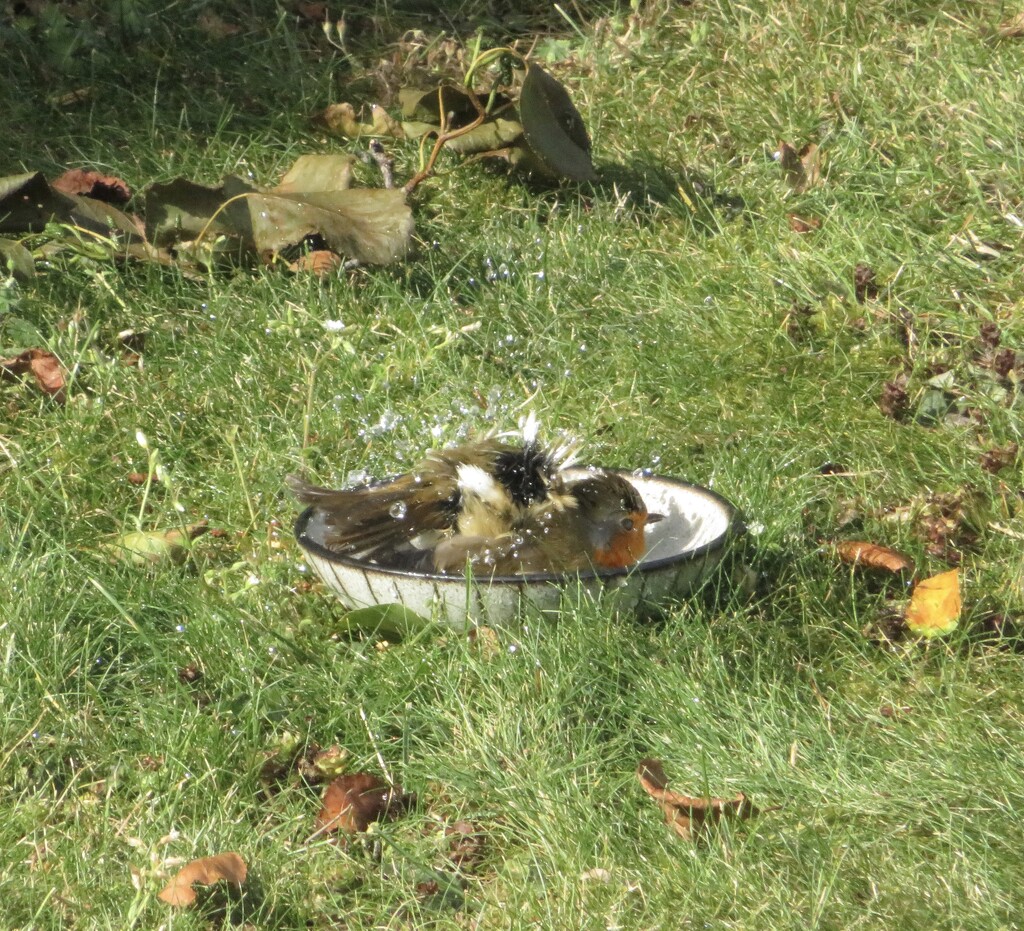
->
905, 568, 961, 637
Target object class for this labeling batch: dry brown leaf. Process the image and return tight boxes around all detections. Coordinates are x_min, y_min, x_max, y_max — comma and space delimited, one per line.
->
158, 852, 247, 907
467, 625, 501, 660
197, 10, 241, 38
296, 0, 328, 21
303, 744, 350, 782
446, 820, 486, 870
52, 168, 131, 203
836, 541, 915, 575
787, 213, 822, 233
104, 521, 209, 567
980, 442, 1018, 474
315, 772, 412, 834
319, 102, 405, 140
637, 758, 758, 842
289, 250, 343, 277
997, 11, 1024, 37
854, 263, 878, 303
778, 141, 821, 192
880, 374, 910, 422
1, 348, 66, 401
905, 568, 961, 638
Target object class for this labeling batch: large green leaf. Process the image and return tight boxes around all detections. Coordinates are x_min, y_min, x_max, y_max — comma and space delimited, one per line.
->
144, 178, 234, 246
518, 64, 597, 182
275, 154, 356, 193
224, 187, 414, 265
402, 118, 524, 154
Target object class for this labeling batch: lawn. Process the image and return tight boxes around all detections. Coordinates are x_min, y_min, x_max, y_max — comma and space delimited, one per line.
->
1, 1, 1023, 928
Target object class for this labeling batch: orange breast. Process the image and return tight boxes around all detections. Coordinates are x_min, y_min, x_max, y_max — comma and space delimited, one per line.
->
592, 516, 648, 570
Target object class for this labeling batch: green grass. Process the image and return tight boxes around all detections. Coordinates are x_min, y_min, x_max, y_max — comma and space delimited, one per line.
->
2, 1, 1024, 928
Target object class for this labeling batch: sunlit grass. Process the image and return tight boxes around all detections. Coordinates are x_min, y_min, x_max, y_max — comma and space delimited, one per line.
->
1, 0, 1023, 928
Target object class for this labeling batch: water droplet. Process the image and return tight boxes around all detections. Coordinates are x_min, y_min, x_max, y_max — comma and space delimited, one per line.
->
175, 624, 186, 633
345, 469, 369, 487
389, 501, 408, 520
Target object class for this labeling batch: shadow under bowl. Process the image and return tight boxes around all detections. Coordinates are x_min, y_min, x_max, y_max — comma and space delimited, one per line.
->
294, 469, 741, 630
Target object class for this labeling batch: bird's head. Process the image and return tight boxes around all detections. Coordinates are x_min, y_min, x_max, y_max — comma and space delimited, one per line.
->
570, 473, 663, 570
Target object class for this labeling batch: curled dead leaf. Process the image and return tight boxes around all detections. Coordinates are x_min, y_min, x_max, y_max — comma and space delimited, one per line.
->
519, 63, 597, 182
319, 103, 405, 140
197, 10, 242, 38
467, 625, 501, 660
854, 263, 878, 303
1, 348, 66, 401
52, 168, 131, 203
836, 541, 915, 575
315, 772, 413, 835
980, 442, 1018, 474
777, 141, 821, 193
880, 375, 910, 422
446, 819, 486, 870
289, 250, 343, 277
787, 213, 822, 233
104, 521, 209, 567
158, 851, 247, 907
997, 11, 1024, 37
904, 568, 961, 638
637, 758, 759, 842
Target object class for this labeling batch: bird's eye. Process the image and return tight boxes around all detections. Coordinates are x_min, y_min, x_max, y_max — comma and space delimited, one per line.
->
620, 517, 635, 531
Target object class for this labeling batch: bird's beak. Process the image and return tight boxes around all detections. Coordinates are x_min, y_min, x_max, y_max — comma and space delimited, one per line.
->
645, 512, 665, 525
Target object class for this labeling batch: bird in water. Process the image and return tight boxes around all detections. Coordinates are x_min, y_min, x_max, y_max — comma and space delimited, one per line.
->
288, 421, 662, 576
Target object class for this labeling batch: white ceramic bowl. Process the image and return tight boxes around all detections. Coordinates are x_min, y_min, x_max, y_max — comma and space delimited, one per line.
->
294, 469, 741, 630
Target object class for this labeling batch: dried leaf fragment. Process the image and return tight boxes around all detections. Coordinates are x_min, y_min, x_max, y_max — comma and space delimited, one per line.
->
1, 348, 66, 400
104, 521, 209, 567
980, 442, 1018, 474
997, 11, 1024, 37
52, 168, 131, 203
446, 820, 486, 870
787, 213, 822, 233
637, 758, 758, 841
316, 772, 412, 834
158, 852, 247, 907
836, 541, 914, 575
289, 250, 343, 277
854, 263, 878, 303
777, 141, 821, 192
197, 10, 242, 38
905, 568, 961, 638
880, 375, 910, 421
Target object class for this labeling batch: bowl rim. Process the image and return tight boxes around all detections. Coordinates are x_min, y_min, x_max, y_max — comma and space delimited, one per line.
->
293, 468, 741, 586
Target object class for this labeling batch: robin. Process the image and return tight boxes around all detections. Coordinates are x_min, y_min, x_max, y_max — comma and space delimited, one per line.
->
288, 426, 662, 576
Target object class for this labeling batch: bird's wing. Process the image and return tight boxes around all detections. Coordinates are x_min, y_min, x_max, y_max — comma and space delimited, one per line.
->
288, 473, 458, 556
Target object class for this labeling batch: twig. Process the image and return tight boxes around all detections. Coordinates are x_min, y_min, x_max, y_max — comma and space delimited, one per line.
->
402, 85, 488, 195
368, 140, 394, 190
